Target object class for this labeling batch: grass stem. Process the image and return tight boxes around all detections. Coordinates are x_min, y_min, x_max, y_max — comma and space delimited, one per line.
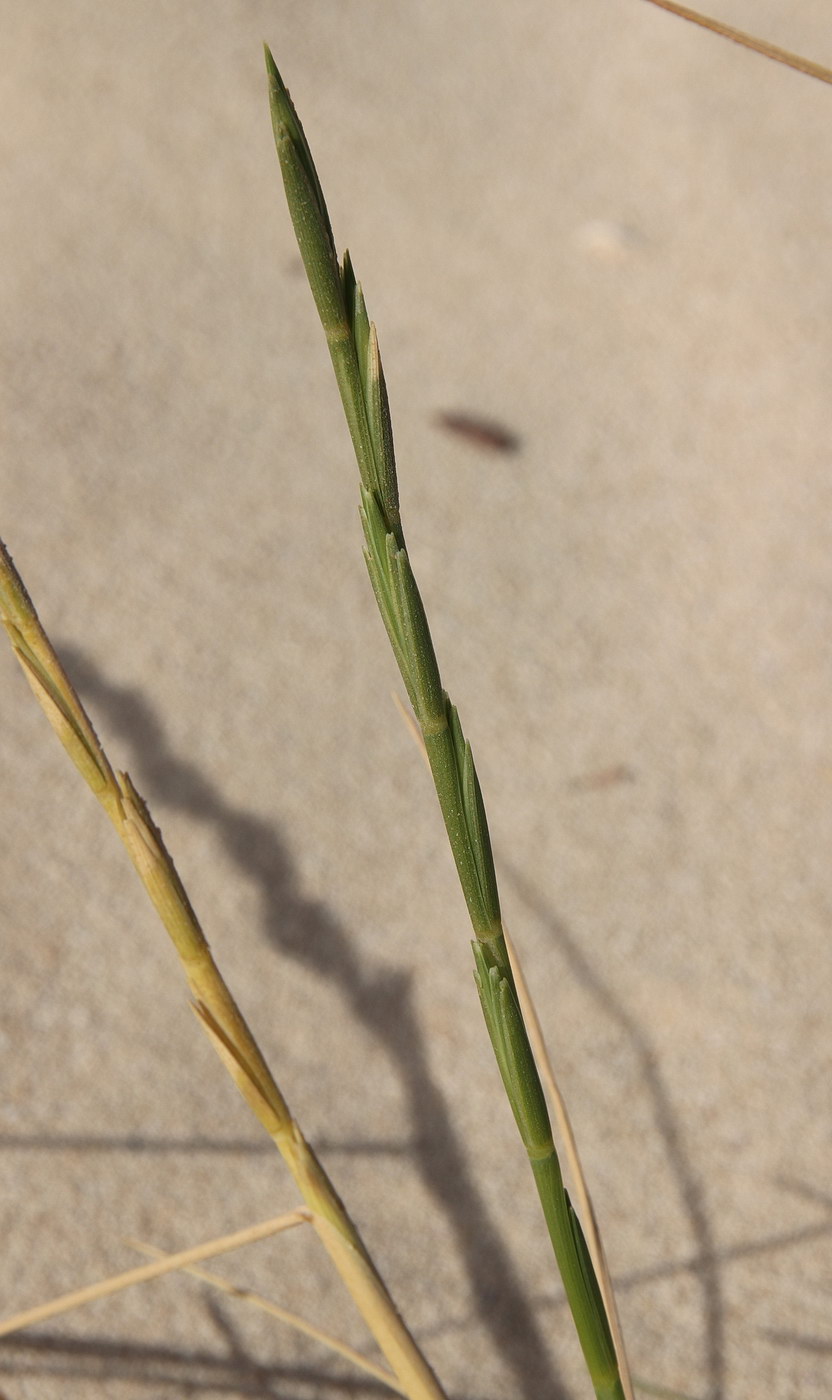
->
640, 0, 832, 87
128, 1240, 406, 1394
0, 536, 447, 1400
0, 1212, 307, 1338
266, 47, 625, 1400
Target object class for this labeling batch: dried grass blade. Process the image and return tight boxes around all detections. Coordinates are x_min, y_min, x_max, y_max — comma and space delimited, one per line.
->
0, 1212, 308, 1339
505, 929, 635, 1400
641, 0, 832, 87
128, 1240, 406, 1396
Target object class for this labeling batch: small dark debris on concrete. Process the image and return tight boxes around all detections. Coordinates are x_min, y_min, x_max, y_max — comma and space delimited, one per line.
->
435, 410, 521, 454
568, 763, 636, 791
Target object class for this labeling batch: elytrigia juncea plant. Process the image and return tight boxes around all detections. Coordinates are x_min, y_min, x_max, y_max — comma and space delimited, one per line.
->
265, 47, 626, 1400
1, 12, 828, 1394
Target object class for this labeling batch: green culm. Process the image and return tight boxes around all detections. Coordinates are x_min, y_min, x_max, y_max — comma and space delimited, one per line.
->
265, 46, 626, 1400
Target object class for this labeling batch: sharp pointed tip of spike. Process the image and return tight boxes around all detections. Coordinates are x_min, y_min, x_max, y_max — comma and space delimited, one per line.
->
264, 46, 292, 116
263, 44, 279, 82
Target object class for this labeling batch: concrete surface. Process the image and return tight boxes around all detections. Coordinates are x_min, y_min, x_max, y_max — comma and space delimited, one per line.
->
1, 3, 831, 1398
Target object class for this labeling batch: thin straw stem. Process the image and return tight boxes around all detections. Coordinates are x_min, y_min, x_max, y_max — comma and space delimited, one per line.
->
0, 1212, 307, 1339
640, 0, 832, 87
505, 930, 635, 1400
129, 1240, 405, 1395
0, 537, 446, 1400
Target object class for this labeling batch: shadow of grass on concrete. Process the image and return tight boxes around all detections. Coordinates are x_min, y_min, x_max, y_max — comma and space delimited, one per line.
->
8, 650, 830, 1397
52, 643, 566, 1400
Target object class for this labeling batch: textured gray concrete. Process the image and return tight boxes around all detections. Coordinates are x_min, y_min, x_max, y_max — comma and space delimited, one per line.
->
1, 4, 831, 1398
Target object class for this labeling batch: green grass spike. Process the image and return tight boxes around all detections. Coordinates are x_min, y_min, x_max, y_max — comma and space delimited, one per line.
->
265, 47, 627, 1400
